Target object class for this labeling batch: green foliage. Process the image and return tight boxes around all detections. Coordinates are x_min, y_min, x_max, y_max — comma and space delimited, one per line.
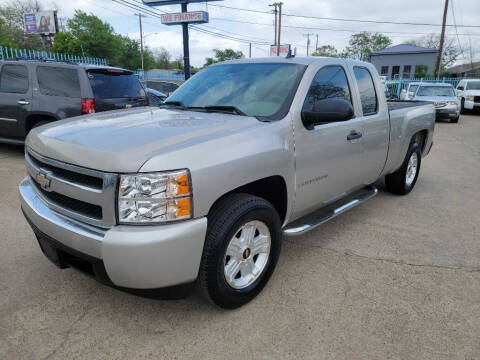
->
204, 48, 244, 67
51, 32, 82, 54
311, 45, 338, 57
342, 32, 392, 61
406, 34, 459, 71
413, 65, 430, 78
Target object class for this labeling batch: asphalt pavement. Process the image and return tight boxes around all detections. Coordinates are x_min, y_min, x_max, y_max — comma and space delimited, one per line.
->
0, 115, 479, 360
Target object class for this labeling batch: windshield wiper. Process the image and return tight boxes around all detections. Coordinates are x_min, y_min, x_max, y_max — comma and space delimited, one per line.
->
161, 100, 186, 109
187, 105, 247, 116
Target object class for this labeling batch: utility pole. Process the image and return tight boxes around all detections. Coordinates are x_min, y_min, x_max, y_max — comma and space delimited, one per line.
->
277, 2, 283, 57
269, 3, 278, 48
315, 34, 319, 52
135, 13, 146, 72
249, 43, 252, 58
303, 33, 313, 56
181, 3, 191, 79
435, 0, 449, 79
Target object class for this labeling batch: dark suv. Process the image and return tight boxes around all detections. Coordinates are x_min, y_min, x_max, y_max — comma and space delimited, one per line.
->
0, 60, 148, 144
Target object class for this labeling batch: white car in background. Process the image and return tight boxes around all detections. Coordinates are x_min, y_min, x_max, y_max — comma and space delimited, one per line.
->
400, 82, 422, 100
412, 83, 460, 123
456, 79, 480, 113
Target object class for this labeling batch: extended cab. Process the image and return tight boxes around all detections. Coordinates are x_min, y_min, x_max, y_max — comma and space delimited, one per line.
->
19, 57, 435, 309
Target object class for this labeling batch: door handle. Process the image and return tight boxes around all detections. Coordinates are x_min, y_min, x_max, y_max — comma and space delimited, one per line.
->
347, 131, 362, 141
17, 100, 30, 105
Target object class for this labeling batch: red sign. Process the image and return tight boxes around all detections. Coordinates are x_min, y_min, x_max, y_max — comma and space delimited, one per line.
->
270, 45, 291, 56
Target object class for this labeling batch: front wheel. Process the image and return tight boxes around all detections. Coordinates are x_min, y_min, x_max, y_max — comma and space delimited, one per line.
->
386, 142, 422, 195
199, 193, 282, 309
451, 116, 459, 123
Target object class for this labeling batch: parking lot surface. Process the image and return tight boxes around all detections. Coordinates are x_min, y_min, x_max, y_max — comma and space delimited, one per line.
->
1, 115, 479, 360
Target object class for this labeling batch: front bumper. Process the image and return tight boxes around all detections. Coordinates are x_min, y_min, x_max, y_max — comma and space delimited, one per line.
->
435, 105, 459, 119
464, 100, 480, 110
19, 177, 207, 291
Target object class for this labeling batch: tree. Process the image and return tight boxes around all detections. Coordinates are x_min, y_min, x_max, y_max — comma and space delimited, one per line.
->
342, 32, 392, 61
204, 48, 243, 67
154, 47, 171, 69
170, 55, 184, 70
406, 34, 460, 71
311, 45, 338, 57
0, 0, 43, 49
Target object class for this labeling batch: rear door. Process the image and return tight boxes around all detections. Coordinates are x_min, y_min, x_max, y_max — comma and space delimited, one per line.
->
0, 63, 32, 139
33, 65, 83, 119
86, 69, 147, 112
348, 65, 389, 184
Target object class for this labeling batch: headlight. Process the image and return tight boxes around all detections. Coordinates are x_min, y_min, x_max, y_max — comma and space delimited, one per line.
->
118, 170, 192, 224
449, 101, 458, 105
466, 95, 474, 101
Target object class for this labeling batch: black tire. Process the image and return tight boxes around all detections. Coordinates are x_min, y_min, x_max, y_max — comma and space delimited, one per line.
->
451, 116, 459, 123
386, 141, 422, 195
199, 193, 282, 309
460, 98, 466, 114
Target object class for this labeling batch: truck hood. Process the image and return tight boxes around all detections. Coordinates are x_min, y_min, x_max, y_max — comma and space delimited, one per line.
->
27, 107, 263, 172
465, 90, 480, 96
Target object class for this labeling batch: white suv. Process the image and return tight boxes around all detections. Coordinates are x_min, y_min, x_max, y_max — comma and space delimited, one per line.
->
456, 79, 480, 113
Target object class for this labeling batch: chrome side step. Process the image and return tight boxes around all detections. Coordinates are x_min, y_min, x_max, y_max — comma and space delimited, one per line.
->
283, 185, 378, 236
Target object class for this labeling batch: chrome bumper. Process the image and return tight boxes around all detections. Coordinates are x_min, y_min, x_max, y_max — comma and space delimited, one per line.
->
20, 177, 208, 289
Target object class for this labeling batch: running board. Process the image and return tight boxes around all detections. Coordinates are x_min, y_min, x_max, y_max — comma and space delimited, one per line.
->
283, 185, 378, 236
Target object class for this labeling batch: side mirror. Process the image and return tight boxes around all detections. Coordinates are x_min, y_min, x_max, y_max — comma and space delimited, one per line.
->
457, 86, 464, 91
302, 98, 354, 130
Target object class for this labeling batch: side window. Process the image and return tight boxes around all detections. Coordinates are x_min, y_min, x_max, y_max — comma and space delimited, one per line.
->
303, 65, 352, 113
0, 64, 29, 94
353, 67, 378, 116
37, 66, 81, 98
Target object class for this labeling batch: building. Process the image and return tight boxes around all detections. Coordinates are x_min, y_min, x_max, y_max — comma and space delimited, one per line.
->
445, 61, 480, 78
369, 44, 438, 79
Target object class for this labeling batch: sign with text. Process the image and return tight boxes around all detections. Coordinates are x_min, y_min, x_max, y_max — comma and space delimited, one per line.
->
143, 0, 221, 6
24, 11, 57, 34
161, 11, 209, 25
270, 44, 291, 57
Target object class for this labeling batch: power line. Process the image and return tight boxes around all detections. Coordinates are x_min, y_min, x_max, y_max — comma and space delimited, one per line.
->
207, 3, 480, 28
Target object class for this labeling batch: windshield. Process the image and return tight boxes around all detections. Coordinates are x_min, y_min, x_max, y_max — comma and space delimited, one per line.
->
466, 81, 480, 90
166, 63, 306, 120
88, 71, 145, 99
408, 84, 419, 93
416, 86, 455, 97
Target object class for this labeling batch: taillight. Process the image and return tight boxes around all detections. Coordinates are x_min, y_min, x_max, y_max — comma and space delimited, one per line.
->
81, 98, 95, 114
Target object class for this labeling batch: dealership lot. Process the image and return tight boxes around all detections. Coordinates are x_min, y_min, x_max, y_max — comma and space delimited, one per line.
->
0, 115, 479, 359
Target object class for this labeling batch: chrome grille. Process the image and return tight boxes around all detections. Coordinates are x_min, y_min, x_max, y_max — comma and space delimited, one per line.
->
474, 96, 480, 103
26, 148, 117, 228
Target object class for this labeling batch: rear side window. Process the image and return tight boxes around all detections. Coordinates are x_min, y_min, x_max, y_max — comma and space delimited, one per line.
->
88, 71, 145, 99
303, 65, 352, 112
0, 64, 29, 94
353, 67, 378, 115
37, 66, 81, 98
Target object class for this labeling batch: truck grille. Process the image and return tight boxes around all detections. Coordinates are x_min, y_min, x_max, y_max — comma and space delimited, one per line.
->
474, 96, 480, 103
26, 148, 118, 228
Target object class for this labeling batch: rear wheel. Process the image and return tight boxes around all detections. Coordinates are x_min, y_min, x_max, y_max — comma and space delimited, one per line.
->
199, 193, 282, 309
386, 141, 422, 195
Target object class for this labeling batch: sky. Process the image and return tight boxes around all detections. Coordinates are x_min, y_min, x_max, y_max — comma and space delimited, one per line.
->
23, 0, 480, 67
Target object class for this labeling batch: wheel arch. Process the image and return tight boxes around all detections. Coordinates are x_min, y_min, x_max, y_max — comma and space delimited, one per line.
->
25, 113, 60, 134
207, 175, 288, 224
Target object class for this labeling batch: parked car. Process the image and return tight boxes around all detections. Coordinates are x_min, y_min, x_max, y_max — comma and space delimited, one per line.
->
19, 57, 435, 309
145, 88, 167, 105
400, 82, 421, 100
412, 83, 460, 123
456, 78, 480, 113
146, 80, 182, 96
0, 59, 148, 145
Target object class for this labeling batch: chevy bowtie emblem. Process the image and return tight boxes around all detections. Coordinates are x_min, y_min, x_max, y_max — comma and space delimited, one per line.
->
36, 171, 51, 190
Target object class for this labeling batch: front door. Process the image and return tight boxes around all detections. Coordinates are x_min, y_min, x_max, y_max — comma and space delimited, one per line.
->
293, 63, 365, 218
0, 63, 32, 139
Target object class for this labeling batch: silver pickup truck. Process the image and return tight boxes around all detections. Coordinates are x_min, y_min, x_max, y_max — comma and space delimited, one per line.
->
19, 57, 435, 309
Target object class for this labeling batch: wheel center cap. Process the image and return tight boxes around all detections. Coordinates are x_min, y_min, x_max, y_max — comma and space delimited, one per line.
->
243, 248, 251, 259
